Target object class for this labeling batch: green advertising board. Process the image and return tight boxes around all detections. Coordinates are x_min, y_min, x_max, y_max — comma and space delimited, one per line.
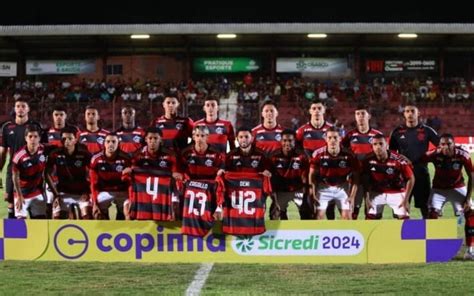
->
194, 58, 260, 73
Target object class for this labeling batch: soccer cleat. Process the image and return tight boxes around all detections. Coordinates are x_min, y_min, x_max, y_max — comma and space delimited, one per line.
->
463, 250, 474, 260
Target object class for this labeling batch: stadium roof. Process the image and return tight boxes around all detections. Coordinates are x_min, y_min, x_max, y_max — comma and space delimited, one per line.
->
1, 5, 473, 35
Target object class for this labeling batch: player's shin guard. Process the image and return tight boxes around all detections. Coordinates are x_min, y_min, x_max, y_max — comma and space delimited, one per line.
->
465, 210, 474, 247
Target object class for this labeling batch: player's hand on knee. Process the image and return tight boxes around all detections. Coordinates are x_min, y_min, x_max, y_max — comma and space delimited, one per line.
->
15, 196, 24, 211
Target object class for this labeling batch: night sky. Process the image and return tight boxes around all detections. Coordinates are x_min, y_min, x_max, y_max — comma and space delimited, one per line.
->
1, 3, 473, 25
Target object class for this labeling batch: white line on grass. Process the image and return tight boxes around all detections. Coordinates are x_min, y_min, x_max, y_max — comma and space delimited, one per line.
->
185, 263, 214, 296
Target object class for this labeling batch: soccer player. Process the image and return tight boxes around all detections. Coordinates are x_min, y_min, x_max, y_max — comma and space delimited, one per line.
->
150, 93, 193, 152
389, 104, 439, 218
46, 105, 73, 148
181, 125, 225, 180
0, 98, 44, 218
341, 104, 383, 219
78, 105, 110, 155
125, 127, 182, 220
193, 97, 235, 153
252, 100, 284, 156
269, 129, 309, 220
296, 99, 333, 158
89, 133, 132, 220
12, 125, 47, 219
115, 106, 145, 155
423, 134, 472, 218
180, 125, 225, 236
226, 126, 271, 176
296, 99, 334, 219
363, 134, 414, 219
46, 127, 92, 219
309, 127, 359, 220
45, 105, 77, 218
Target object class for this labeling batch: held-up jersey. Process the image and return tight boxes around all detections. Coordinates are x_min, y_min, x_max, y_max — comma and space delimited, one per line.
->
181, 179, 218, 237
217, 172, 272, 236
128, 169, 179, 221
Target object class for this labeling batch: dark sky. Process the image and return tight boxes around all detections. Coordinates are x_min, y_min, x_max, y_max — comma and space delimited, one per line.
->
1, 4, 473, 25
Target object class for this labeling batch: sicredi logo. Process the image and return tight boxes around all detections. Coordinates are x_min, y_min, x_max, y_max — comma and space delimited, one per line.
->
53, 224, 226, 260
232, 230, 364, 256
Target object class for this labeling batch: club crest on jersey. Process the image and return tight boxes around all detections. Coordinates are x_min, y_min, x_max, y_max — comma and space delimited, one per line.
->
275, 134, 282, 141
205, 159, 213, 167
74, 160, 82, 167
39, 155, 46, 162
175, 123, 183, 130
133, 136, 141, 143
417, 132, 425, 141
339, 161, 347, 168
97, 137, 105, 145
215, 127, 224, 134
292, 162, 300, 170
159, 161, 167, 168
116, 165, 124, 172
386, 167, 394, 175
452, 163, 461, 170
251, 160, 259, 168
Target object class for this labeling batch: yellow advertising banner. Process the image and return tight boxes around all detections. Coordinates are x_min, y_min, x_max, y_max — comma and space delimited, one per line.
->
0, 219, 462, 264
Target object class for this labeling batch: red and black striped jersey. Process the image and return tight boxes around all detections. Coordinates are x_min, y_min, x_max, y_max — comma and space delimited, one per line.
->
115, 126, 145, 155
363, 151, 414, 193
181, 180, 218, 237
270, 149, 308, 192
252, 124, 283, 156
217, 172, 272, 236
181, 145, 225, 180
296, 121, 333, 157
150, 115, 193, 151
132, 146, 179, 173
225, 146, 270, 173
194, 118, 235, 153
89, 151, 131, 202
78, 128, 110, 155
341, 128, 383, 160
310, 147, 360, 187
128, 169, 178, 221
423, 147, 473, 189
12, 145, 47, 198
47, 145, 91, 194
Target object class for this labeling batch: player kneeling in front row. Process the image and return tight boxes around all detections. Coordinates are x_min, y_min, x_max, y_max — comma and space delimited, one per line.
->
422, 134, 474, 259
309, 127, 359, 220
12, 125, 48, 219
362, 134, 414, 219
46, 126, 92, 219
90, 133, 132, 220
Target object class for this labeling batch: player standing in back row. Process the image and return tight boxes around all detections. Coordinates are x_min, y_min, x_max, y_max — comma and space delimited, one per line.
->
389, 104, 439, 218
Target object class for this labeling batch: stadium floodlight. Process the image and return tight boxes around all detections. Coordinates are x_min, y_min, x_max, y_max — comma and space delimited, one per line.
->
130, 34, 150, 39
217, 34, 237, 39
307, 33, 327, 38
398, 33, 418, 39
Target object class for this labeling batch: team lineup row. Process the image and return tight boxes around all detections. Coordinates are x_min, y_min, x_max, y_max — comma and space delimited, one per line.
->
0, 95, 473, 254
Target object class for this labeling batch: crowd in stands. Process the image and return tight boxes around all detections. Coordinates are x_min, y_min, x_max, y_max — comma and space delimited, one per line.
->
0, 75, 472, 132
